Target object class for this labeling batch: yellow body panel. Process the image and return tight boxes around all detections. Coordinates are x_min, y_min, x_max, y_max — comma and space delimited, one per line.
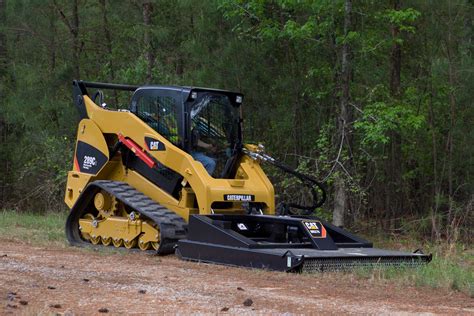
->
65, 95, 275, 222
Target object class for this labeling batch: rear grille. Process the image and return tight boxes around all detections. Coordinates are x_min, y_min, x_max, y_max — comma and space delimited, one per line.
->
301, 256, 430, 273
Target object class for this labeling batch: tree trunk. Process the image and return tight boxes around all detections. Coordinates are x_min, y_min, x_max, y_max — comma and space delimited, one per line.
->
0, 0, 7, 207
0, 0, 6, 77
445, 4, 457, 237
143, 1, 154, 83
72, 0, 80, 78
49, 5, 57, 72
54, 0, 80, 78
386, 0, 402, 230
99, 0, 118, 105
333, 0, 352, 227
428, 72, 440, 241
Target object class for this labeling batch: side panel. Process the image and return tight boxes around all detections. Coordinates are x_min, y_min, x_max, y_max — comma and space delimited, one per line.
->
65, 119, 110, 208
73, 119, 110, 174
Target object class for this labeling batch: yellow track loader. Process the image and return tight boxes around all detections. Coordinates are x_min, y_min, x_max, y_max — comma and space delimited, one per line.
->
65, 80, 431, 272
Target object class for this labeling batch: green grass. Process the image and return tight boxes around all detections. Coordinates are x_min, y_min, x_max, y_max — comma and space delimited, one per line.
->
0, 209, 68, 247
353, 254, 473, 297
350, 236, 474, 297
0, 209, 138, 255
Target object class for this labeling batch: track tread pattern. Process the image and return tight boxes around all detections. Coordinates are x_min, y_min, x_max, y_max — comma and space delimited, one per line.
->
66, 180, 187, 254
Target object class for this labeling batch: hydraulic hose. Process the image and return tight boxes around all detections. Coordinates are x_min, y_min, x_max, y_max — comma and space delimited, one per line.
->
243, 148, 326, 215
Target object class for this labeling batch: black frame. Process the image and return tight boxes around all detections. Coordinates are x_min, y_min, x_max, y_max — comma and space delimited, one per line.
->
176, 214, 432, 272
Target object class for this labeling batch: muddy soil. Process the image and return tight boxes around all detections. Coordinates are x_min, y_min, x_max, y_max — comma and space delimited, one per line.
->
0, 240, 472, 315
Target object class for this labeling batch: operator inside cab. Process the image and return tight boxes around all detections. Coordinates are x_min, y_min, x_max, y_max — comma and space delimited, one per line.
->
188, 93, 241, 177
191, 126, 217, 175
132, 87, 242, 178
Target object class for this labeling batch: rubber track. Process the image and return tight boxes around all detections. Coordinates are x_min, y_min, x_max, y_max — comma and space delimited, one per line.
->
66, 180, 187, 254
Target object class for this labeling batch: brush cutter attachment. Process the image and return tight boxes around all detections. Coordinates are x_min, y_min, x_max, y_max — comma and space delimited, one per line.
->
176, 214, 432, 272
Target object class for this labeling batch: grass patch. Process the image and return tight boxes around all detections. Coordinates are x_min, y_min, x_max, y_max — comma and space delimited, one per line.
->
351, 237, 474, 297
0, 209, 67, 247
354, 255, 473, 297
0, 209, 138, 255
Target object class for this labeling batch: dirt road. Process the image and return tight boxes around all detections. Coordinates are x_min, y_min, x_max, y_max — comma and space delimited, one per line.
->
0, 240, 471, 315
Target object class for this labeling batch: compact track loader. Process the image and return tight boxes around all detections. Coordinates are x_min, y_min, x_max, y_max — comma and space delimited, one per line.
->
65, 80, 431, 272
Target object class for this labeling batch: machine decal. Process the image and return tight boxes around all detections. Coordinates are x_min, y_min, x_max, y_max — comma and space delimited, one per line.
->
237, 223, 248, 230
224, 194, 255, 202
75, 141, 108, 174
145, 136, 166, 151
302, 220, 327, 238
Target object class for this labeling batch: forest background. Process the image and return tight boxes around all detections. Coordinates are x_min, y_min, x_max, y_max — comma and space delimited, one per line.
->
0, 0, 472, 243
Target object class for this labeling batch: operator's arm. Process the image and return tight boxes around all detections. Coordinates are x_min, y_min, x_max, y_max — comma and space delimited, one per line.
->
197, 139, 214, 150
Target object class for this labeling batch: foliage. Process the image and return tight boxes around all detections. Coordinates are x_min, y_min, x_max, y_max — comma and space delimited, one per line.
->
0, 0, 472, 242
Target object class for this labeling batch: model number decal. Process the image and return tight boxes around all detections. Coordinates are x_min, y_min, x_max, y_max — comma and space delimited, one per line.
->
83, 155, 97, 170
224, 194, 255, 202
75, 141, 108, 175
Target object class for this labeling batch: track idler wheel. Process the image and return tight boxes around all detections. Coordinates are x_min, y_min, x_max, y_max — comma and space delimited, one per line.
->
113, 238, 123, 248
138, 224, 161, 252
101, 237, 112, 246
90, 235, 101, 245
124, 239, 137, 249
138, 239, 150, 251
137, 240, 159, 251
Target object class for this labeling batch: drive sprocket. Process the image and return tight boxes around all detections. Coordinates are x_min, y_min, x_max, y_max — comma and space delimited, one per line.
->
94, 190, 123, 218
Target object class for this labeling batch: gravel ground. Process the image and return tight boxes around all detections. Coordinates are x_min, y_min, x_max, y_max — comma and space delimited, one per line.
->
0, 240, 472, 315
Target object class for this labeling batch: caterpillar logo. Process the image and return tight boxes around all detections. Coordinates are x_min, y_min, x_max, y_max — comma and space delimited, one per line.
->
145, 136, 165, 151
150, 141, 160, 150
224, 194, 255, 202
302, 221, 327, 238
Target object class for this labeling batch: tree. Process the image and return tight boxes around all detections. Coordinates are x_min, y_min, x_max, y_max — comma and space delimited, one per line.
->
333, 0, 353, 227
0, 0, 7, 206
143, 0, 154, 83
387, 0, 403, 229
0, 0, 471, 243
54, 0, 81, 78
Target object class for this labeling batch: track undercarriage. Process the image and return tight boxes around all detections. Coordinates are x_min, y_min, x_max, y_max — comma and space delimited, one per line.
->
66, 181, 186, 254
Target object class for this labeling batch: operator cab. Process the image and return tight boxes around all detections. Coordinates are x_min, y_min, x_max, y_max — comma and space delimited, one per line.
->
130, 86, 244, 179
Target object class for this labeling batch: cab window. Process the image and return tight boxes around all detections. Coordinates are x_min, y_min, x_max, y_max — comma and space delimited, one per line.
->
135, 94, 180, 146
